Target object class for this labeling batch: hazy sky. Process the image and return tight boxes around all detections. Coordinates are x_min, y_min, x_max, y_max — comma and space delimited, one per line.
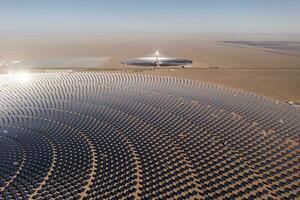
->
0, 0, 299, 34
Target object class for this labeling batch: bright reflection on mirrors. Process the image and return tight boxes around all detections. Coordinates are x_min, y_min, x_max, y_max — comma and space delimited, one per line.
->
6, 71, 32, 83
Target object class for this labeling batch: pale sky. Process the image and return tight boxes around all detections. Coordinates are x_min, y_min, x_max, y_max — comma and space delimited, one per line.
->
0, 0, 299, 34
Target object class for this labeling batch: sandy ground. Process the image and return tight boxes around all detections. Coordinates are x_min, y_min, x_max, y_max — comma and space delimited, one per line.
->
0, 34, 299, 102
137, 68, 300, 102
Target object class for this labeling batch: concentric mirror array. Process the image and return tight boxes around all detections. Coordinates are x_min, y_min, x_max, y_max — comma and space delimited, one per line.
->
121, 57, 193, 67
0, 73, 299, 199
121, 51, 193, 67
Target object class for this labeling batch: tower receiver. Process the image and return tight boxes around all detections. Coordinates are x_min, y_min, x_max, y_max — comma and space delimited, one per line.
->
155, 50, 160, 67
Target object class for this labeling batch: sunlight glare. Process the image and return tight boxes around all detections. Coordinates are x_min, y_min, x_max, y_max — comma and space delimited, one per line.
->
8, 72, 32, 83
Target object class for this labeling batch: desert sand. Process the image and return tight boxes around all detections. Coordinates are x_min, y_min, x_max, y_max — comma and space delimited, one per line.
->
0, 34, 299, 102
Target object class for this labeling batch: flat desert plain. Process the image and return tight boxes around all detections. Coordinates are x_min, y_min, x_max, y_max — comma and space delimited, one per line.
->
0, 34, 299, 102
